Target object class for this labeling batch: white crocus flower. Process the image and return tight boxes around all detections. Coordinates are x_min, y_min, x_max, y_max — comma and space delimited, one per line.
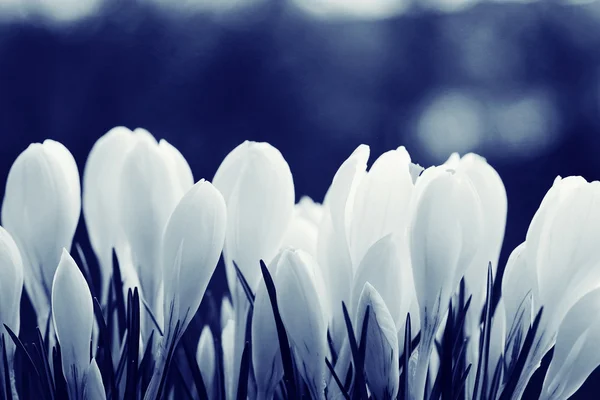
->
409, 166, 484, 400
355, 283, 400, 400
52, 249, 94, 400
317, 144, 369, 350
118, 128, 193, 328
83, 359, 106, 400
350, 235, 411, 335
221, 297, 234, 329
82, 127, 136, 302
197, 326, 215, 399
502, 242, 537, 367
541, 288, 600, 400
222, 319, 236, 400
276, 248, 327, 400
213, 140, 294, 397
252, 254, 284, 400
281, 197, 322, 258
2, 140, 80, 331
0, 226, 23, 396
144, 179, 226, 399
444, 153, 507, 392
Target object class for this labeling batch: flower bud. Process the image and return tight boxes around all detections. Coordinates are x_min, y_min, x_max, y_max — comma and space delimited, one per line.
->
221, 297, 233, 329
83, 359, 106, 400
408, 166, 484, 399
348, 146, 414, 268
541, 288, 600, 400
317, 144, 369, 349
276, 249, 327, 400
222, 319, 235, 400
161, 179, 226, 337
118, 129, 193, 321
52, 249, 93, 400
355, 283, 400, 400
2, 140, 80, 327
82, 127, 136, 299
350, 235, 411, 332
252, 256, 284, 400
526, 176, 600, 352
197, 326, 215, 399
281, 198, 322, 258
0, 227, 23, 334
213, 140, 294, 290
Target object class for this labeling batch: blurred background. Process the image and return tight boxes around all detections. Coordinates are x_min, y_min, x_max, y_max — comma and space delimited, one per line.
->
0, 0, 599, 397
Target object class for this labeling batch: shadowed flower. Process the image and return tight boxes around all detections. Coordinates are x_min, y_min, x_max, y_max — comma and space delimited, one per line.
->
355, 282, 400, 400
409, 166, 484, 400
82, 359, 106, 400
276, 248, 327, 400
2, 140, 80, 330
541, 288, 600, 400
197, 326, 215, 399
52, 249, 94, 400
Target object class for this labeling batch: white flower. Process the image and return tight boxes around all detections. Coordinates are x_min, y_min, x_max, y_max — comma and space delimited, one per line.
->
52, 249, 94, 400
82, 127, 137, 299
526, 176, 600, 353
0, 227, 23, 335
161, 179, 226, 338
541, 288, 600, 400
276, 249, 327, 400
221, 297, 233, 329
317, 144, 369, 349
222, 319, 236, 400
197, 326, 215, 399
118, 129, 193, 321
348, 146, 414, 268
252, 255, 284, 400
502, 242, 537, 366
213, 140, 295, 291
281, 197, 322, 259
355, 283, 399, 400
350, 234, 411, 333
2, 140, 80, 328
83, 359, 106, 400
408, 166, 484, 399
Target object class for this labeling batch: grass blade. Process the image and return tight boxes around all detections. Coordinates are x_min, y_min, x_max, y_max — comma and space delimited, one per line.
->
341, 302, 369, 400
93, 297, 117, 400
325, 357, 350, 400
233, 261, 255, 306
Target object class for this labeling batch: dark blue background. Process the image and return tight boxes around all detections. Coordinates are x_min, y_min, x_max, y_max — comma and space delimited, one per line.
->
0, 0, 599, 397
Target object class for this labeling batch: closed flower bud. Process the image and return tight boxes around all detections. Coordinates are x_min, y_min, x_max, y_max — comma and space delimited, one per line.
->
526, 176, 600, 353
541, 288, 600, 400
348, 146, 414, 268
222, 319, 236, 400
355, 283, 400, 400
197, 326, 215, 399
221, 297, 233, 329
252, 256, 284, 400
281, 197, 322, 258
82, 127, 136, 300
2, 140, 80, 328
161, 179, 226, 337
350, 235, 411, 332
502, 242, 537, 366
0, 227, 24, 335
408, 166, 484, 399
52, 249, 94, 400
317, 144, 369, 349
276, 249, 327, 400
83, 359, 106, 400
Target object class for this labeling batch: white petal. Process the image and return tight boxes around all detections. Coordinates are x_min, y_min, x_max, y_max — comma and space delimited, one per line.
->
220, 297, 234, 329
2, 141, 81, 326
157, 139, 194, 195
213, 141, 295, 291
281, 214, 319, 259
222, 319, 236, 400
349, 147, 413, 267
0, 226, 23, 334
161, 179, 226, 335
350, 234, 411, 331
295, 196, 324, 226
82, 127, 136, 281
83, 359, 106, 400
542, 288, 600, 400
276, 249, 327, 399
252, 276, 283, 399
355, 283, 399, 400
197, 326, 215, 398
52, 249, 93, 399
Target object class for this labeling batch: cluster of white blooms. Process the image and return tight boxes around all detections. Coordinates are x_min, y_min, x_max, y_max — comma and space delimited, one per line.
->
0, 127, 598, 400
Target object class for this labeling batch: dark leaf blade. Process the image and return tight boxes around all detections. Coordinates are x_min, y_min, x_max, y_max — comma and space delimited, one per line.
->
401, 313, 412, 400
182, 335, 209, 400
259, 259, 297, 400
325, 358, 350, 400
112, 249, 127, 338
124, 288, 140, 400
473, 264, 494, 400
3, 324, 41, 381
52, 344, 68, 400
236, 341, 251, 400
233, 261, 255, 306
341, 302, 369, 400
93, 297, 117, 400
